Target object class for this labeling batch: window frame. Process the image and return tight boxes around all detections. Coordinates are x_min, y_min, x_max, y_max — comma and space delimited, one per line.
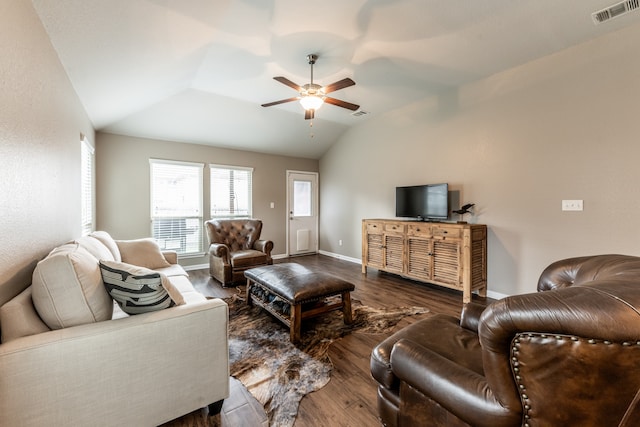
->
149, 158, 205, 257
209, 164, 254, 219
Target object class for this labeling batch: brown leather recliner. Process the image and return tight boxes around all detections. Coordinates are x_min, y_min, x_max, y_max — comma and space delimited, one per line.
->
204, 219, 273, 287
371, 255, 640, 427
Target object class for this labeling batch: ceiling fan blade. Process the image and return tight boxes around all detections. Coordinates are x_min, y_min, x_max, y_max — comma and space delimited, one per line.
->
305, 109, 315, 120
323, 78, 355, 94
261, 97, 300, 107
274, 76, 303, 92
324, 97, 360, 111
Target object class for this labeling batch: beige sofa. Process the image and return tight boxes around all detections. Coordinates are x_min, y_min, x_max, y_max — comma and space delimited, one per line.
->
0, 231, 229, 426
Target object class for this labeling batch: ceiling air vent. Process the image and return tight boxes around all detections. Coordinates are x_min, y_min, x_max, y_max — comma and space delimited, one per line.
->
592, 0, 639, 24
351, 110, 369, 117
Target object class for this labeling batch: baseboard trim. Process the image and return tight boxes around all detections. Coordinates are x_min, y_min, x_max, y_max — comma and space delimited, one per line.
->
318, 250, 361, 265
183, 263, 208, 271
486, 290, 509, 300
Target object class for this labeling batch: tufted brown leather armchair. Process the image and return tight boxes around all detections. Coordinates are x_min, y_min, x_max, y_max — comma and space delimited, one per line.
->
204, 219, 273, 287
371, 255, 640, 427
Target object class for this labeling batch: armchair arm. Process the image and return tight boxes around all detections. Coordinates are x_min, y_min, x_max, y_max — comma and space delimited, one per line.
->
208, 243, 230, 264
391, 339, 520, 427
253, 239, 273, 256
536, 255, 593, 291
459, 302, 486, 332
0, 299, 229, 426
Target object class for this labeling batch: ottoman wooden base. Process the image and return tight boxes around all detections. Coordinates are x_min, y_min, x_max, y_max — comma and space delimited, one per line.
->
244, 263, 355, 343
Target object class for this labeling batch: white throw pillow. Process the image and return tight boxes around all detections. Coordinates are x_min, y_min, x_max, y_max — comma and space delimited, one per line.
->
90, 231, 122, 262
32, 243, 113, 330
74, 235, 115, 262
99, 260, 185, 315
115, 238, 171, 269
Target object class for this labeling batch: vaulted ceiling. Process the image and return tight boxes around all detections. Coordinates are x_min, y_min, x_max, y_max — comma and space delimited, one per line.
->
32, 0, 640, 158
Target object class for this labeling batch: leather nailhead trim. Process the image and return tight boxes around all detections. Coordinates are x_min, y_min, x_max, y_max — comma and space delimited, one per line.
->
511, 333, 640, 423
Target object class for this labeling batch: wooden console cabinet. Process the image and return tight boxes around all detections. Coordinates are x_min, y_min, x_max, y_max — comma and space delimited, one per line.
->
362, 219, 487, 303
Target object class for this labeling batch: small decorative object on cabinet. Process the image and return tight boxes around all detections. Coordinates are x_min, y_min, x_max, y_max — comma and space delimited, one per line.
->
452, 203, 475, 223
362, 219, 487, 303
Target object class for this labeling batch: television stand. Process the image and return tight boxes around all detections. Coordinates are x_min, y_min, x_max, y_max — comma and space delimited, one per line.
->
361, 219, 487, 303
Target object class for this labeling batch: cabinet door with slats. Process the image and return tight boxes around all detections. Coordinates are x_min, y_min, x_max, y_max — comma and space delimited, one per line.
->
407, 237, 432, 280
432, 240, 461, 286
366, 233, 384, 268
383, 234, 404, 273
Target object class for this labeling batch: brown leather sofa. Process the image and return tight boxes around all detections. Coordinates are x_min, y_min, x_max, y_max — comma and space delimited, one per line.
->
204, 219, 273, 287
370, 255, 640, 427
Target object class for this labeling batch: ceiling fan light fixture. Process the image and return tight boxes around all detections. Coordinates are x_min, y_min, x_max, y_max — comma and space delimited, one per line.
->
262, 53, 358, 119
300, 95, 324, 110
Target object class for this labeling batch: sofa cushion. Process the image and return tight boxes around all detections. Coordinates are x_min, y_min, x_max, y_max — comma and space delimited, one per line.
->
74, 235, 115, 262
154, 263, 189, 278
167, 274, 206, 305
90, 231, 122, 262
99, 261, 185, 314
31, 243, 113, 330
0, 287, 50, 343
115, 238, 171, 269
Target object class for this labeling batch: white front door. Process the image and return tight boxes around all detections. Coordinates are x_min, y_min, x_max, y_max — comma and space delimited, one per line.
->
287, 171, 318, 256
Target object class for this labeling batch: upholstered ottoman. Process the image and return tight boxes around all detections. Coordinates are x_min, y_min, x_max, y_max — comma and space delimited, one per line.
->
244, 263, 355, 343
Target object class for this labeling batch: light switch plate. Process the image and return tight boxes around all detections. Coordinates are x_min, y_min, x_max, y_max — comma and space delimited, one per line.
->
562, 200, 583, 211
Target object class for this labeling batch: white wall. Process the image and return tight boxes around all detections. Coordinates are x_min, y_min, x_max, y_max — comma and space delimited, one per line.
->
319, 21, 640, 296
0, 1, 94, 304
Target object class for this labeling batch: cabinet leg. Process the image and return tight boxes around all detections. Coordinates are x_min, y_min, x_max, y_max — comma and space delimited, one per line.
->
463, 287, 471, 304
478, 286, 487, 298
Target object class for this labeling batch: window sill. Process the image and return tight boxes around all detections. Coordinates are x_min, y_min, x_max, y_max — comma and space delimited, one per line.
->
177, 252, 206, 259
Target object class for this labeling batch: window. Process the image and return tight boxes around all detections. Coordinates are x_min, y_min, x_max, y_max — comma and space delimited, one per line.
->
80, 135, 94, 236
293, 179, 312, 216
150, 159, 204, 256
210, 165, 253, 218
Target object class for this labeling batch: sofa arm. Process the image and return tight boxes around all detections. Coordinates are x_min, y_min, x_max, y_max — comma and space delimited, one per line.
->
391, 339, 520, 427
459, 302, 486, 332
208, 243, 230, 263
0, 299, 229, 426
162, 250, 178, 264
253, 239, 273, 256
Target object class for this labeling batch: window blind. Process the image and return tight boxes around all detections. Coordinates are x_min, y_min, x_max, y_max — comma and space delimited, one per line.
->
80, 136, 94, 236
210, 164, 253, 218
150, 159, 204, 255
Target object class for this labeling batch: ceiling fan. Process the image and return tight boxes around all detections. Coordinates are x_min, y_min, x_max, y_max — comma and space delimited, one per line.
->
261, 54, 359, 120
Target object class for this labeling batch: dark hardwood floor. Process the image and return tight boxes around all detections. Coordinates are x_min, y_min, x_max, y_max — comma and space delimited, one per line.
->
164, 254, 492, 427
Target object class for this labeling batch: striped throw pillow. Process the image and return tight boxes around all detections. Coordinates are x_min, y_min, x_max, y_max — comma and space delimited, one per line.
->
100, 261, 178, 314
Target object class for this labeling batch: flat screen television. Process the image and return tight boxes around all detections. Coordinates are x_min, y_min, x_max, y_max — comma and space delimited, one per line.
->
395, 183, 449, 221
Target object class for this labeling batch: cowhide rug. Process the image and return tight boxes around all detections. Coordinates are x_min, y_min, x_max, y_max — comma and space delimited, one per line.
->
226, 293, 430, 427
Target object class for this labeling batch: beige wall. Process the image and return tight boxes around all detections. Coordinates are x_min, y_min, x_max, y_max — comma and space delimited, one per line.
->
96, 133, 318, 267
319, 21, 640, 297
0, 1, 95, 304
